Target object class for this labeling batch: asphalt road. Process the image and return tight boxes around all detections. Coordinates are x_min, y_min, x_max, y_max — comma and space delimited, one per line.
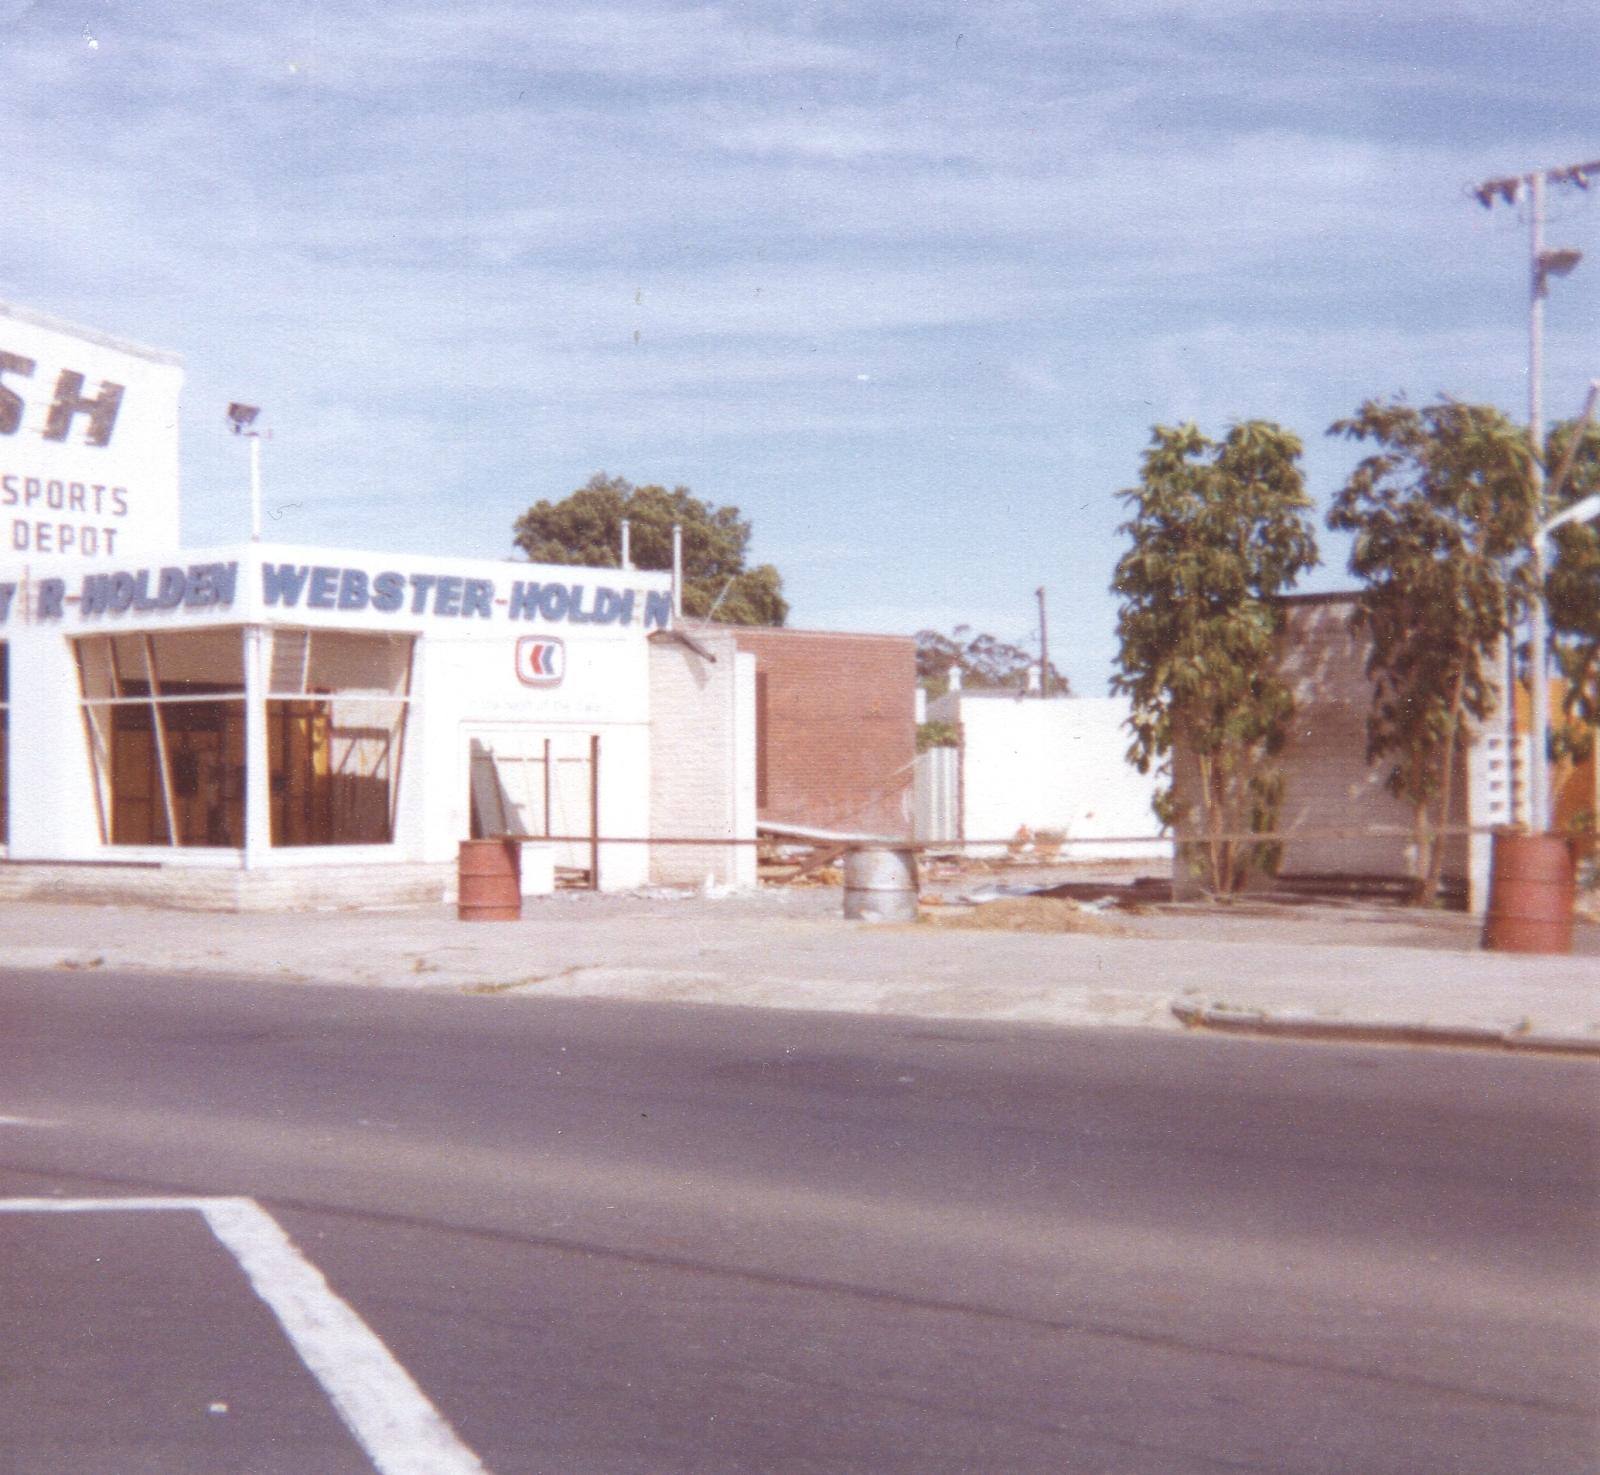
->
0, 966, 1595, 1475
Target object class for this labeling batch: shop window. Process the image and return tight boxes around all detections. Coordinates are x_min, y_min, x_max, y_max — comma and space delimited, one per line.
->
75, 630, 246, 847
267, 630, 413, 846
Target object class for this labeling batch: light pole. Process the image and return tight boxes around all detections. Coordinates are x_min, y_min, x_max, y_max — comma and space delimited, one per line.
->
1471, 158, 1594, 823
227, 402, 264, 541
225, 401, 268, 866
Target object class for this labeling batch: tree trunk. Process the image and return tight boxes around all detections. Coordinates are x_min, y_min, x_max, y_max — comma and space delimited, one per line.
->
1408, 797, 1430, 906
1422, 668, 1468, 906
1207, 751, 1240, 896
1402, 738, 1430, 906
1196, 751, 1224, 895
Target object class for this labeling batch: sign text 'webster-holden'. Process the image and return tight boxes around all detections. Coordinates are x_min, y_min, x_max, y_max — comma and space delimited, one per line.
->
0, 562, 674, 629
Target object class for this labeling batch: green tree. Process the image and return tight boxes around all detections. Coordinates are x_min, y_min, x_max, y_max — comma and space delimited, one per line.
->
1111, 421, 1318, 896
1327, 398, 1537, 903
1544, 415, 1600, 751
512, 473, 788, 626
915, 626, 1070, 696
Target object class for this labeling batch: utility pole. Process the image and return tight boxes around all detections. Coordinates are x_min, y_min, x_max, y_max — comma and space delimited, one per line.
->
1035, 586, 1049, 698
1470, 157, 1597, 830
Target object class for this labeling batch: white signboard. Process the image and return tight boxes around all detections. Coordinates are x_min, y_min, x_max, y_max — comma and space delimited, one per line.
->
0, 302, 182, 563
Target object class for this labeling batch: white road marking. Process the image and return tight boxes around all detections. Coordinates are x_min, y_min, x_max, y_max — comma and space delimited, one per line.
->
0, 1114, 58, 1127
0, 1196, 492, 1475
0, 1197, 209, 1212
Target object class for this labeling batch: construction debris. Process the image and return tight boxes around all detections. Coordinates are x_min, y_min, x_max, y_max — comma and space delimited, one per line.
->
920, 896, 1127, 936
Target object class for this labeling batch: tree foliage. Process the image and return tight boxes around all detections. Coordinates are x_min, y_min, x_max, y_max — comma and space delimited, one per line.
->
1327, 398, 1537, 900
512, 472, 788, 626
915, 626, 1070, 696
1111, 420, 1318, 895
1544, 416, 1600, 751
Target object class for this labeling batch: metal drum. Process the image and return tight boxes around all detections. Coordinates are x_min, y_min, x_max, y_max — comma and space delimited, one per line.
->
458, 839, 522, 921
843, 846, 919, 923
1481, 832, 1574, 954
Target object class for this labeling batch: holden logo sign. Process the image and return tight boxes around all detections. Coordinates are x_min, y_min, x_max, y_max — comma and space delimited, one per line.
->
515, 635, 565, 686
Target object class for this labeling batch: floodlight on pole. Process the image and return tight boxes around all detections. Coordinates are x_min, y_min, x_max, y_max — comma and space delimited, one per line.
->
1536, 247, 1584, 288
227, 402, 264, 542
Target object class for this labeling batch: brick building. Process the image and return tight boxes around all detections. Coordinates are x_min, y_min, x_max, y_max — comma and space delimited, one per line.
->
726, 627, 917, 838
1165, 591, 1600, 909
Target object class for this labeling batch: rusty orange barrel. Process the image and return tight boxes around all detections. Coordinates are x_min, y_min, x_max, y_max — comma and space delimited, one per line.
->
458, 839, 522, 921
1481, 832, 1574, 955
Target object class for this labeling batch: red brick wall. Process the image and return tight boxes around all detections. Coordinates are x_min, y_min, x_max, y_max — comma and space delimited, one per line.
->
728, 627, 916, 837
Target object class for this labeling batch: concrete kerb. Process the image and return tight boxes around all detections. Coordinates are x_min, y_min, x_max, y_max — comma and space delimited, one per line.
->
1169, 1001, 1600, 1056
1, 890, 1596, 1057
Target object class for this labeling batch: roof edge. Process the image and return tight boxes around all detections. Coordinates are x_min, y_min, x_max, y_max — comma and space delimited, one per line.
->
0, 301, 183, 368
710, 622, 915, 643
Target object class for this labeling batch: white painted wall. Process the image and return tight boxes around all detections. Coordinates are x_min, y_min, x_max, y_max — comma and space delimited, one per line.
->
926, 692, 1168, 861
8, 623, 104, 857
647, 632, 757, 888
0, 301, 182, 562
731, 649, 758, 887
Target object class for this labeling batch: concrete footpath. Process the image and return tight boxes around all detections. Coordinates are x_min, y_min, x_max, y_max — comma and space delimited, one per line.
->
0, 881, 1595, 1055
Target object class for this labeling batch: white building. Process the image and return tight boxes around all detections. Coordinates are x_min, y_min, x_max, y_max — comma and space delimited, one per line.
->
0, 302, 757, 908
919, 684, 1170, 863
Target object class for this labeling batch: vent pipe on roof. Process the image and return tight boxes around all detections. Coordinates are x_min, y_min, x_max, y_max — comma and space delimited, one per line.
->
671, 523, 683, 620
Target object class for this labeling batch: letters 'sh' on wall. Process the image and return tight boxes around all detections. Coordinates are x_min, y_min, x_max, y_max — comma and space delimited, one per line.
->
0, 303, 182, 563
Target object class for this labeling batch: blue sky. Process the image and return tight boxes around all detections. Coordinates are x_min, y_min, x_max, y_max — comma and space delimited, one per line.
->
5, 0, 1597, 691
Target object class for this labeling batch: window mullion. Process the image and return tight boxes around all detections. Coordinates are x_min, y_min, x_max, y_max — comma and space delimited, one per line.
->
141, 634, 182, 848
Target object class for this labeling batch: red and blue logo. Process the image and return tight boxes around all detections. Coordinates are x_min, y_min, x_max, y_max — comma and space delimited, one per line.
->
515, 635, 565, 686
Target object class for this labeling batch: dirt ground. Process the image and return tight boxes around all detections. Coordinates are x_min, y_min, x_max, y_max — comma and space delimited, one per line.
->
592, 857, 1600, 956
909, 858, 1600, 954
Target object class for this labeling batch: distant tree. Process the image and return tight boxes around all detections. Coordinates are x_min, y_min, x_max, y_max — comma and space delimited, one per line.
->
915, 626, 1070, 696
1111, 421, 1318, 896
512, 473, 788, 626
1544, 415, 1600, 753
1327, 398, 1537, 902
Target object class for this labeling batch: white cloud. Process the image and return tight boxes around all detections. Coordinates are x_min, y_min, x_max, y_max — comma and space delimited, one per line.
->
6, 0, 1597, 682
19, 3, 867, 90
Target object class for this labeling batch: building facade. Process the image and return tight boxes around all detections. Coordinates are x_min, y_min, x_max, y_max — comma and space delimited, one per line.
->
0, 302, 761, 908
